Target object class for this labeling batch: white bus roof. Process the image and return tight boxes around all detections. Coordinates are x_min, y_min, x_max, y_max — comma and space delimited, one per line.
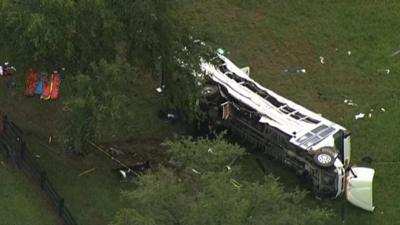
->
201, 55, 346, 150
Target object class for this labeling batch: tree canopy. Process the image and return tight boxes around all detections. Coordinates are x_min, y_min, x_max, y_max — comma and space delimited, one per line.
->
0, 0, 215, 149
110, 137, 332, 225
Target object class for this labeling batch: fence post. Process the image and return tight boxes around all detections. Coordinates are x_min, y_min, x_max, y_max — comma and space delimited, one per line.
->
40, 171, 47, 189
58, 199, 64, 217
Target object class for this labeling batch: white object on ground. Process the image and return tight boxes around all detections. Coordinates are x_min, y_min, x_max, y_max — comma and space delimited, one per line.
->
347, 51, 352, 55
377, 69, 390, 74
230, 178, 241, 189
355, 113, 365, 120
156, 87, 163, 93
167, 113, 177, 120
390, 49, 400, 57
320, 56, 325, 64
381, 108, 386, 112
191, 168, 201, 174
119, 170, 127, 179
207, 148, 214, 153
344, 99, 357, 106
368, 113, 372, 118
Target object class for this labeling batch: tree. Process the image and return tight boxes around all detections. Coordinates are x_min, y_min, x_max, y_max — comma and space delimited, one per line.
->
0, 0, 122, 71
120, 0, 213, 122
61, 58, 134, 153
110, 137, 332, 225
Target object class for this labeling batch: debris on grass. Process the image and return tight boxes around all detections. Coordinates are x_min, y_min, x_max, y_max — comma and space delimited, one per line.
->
282, 68, 289, 75
108, 147, 125, 156
347, 50, 352, 56
377, 69, 390, 75
344, 99, 357, 106
35, 154, 40, 158
390, 49, 400, 57
381, 107, 386, 112
230, 178, 242, 189
156, 87, 163, 93
296, 68, 306, 74
78, 168, 96, 177
320, 56, 325, 64
355, 113, 365, 120
191, 168, 201, 174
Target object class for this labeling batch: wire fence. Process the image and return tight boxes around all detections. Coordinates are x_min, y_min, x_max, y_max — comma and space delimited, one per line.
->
0, 116, 78, 225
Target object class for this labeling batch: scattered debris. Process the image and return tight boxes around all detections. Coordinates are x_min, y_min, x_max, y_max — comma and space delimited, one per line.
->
119, 170, 127, 179
390, 49, 400, 57
167, 113, 178, 120
296, 68, 306, 74
355, 113, 365, 120
344, 99, 357, 106
156, 87, 163, 93
191, 168, 201, 174
377, 69, 390, 75
78, 168, 96, 177
108, 147, 125, 156
230, 178, 242, 189
282, 68, 289, 75
113, 161, 151, 181
320, 56, 325, 64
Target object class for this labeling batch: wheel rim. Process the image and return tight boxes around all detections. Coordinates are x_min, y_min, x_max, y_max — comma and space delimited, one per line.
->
317, 153, 332, 165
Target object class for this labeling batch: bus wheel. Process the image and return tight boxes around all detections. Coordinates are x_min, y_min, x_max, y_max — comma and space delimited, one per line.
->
313, 148, 335, 168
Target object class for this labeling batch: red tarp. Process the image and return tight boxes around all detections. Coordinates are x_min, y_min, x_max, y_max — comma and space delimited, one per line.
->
25, 69, 39, 97
41, 72, 61, 100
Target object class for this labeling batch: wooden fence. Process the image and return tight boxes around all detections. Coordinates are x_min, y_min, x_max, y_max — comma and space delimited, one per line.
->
0, 117, 78, 225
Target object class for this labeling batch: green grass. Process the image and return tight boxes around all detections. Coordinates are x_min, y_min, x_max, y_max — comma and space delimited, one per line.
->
0, 165, 58, 225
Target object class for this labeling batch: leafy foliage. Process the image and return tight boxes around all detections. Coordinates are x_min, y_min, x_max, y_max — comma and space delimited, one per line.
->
164, 135, 245, 172
61, 58, 134, 152
111, 138, 332, 225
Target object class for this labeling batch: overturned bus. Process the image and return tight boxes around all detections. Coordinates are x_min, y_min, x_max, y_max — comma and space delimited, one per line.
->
199, 54, 375, 211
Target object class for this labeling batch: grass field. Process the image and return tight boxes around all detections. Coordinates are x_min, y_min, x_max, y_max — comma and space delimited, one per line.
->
0, 165, 58, 225
0, 75, 175, 225
1, 1, 400, 225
